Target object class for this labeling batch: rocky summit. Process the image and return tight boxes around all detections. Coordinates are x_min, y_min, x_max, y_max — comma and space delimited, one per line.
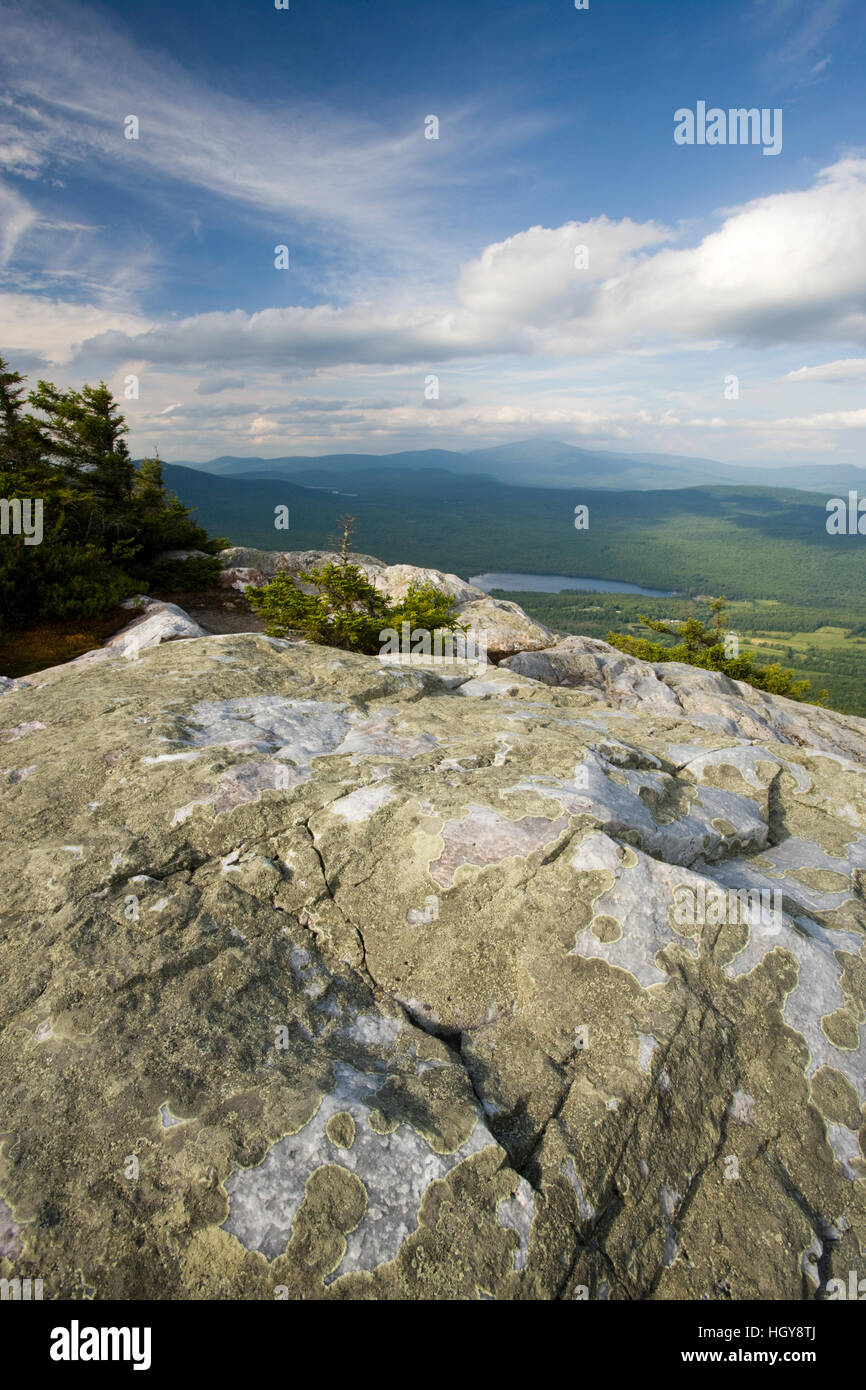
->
1, 579, 865, 1300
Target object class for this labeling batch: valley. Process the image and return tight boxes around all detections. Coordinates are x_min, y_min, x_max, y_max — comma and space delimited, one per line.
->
160, 457, 866, 716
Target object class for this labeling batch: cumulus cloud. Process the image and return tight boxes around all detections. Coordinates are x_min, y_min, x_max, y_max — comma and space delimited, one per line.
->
73, 302, 507, 370
455, 217, 672, 324
68, 157, 866, 373
0, 291, 152, 365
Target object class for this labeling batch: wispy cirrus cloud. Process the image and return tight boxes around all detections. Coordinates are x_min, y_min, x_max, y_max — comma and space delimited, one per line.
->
0, 0, 549, 281
753, 0, 850, 87
0, 179, 37, 265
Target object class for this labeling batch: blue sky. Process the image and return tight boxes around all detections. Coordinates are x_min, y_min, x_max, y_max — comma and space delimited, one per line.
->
1, 0, 865, 465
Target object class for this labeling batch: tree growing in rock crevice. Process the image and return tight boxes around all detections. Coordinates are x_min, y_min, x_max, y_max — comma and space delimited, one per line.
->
249, 516, 466, 655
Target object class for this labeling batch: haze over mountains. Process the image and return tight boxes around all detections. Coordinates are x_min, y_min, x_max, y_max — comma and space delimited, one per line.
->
167, 438, 865, 495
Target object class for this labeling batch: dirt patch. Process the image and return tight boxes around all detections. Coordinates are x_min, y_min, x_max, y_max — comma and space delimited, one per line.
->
151, 588, 267, 636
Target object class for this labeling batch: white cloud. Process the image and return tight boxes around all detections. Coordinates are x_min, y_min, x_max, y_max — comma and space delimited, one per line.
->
69, 157, 866, 373
0, 291, 152, 365
774, 407, 866, 428
0, 137, 44, 177
569, 156, 866, 351
0, 0, 541, 272
456, 218, 672, 323
784, 357, 866, 382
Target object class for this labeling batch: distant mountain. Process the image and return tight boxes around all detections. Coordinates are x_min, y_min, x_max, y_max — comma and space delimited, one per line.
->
462, 440, 732, 488
164, 437, 865, 494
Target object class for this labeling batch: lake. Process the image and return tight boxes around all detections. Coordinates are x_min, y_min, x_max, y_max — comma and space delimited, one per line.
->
469, 572, 677, 598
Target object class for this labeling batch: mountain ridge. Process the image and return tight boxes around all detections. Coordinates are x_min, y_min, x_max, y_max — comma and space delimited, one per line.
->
157, 436, 866, 494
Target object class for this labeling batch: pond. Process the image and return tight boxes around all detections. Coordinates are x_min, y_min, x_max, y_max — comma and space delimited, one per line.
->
468, 572, 677, 597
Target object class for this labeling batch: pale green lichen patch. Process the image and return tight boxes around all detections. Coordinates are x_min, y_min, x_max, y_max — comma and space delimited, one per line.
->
326, 1112, 356, 1149
822, 1009, 861, 1052
810, 1067, 862, 1130
591, 914, 623, 944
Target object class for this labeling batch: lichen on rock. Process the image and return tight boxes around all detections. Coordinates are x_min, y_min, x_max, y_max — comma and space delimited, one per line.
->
1, 623, 864, 1300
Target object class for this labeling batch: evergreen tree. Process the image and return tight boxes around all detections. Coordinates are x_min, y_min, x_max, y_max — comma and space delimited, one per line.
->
0, 356, 49, 489
28, 379, 135, 505
0, 357, 228, 634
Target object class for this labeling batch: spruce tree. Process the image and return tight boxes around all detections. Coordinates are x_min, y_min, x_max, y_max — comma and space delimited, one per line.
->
0, 356, 48, 489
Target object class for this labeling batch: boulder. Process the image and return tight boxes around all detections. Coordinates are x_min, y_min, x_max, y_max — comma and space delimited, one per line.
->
503, 634, 866, 758
455, 597, 555, 662
219, 566, 268, 592
107, 598, 209, 658
217, 548, 386, 590
1, 630, 863, 1299
373, 564, 487, 607
153, 549, 212, 563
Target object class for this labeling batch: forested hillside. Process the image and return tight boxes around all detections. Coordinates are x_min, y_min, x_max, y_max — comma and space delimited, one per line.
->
162, 462, 865, 609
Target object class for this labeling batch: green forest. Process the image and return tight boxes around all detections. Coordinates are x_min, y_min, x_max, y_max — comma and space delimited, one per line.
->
158, 461, 866, 715
160, 461, 866, 610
